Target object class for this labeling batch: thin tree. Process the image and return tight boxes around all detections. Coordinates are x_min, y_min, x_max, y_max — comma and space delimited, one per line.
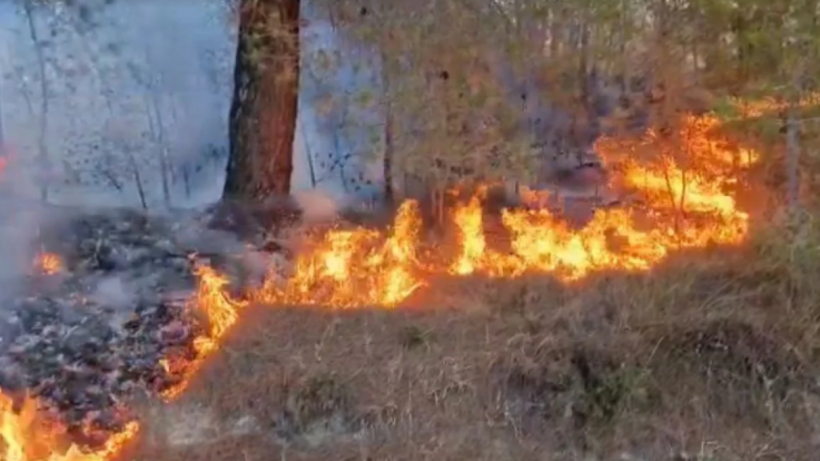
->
23, 0, 50, 201
224, 0, 300, 200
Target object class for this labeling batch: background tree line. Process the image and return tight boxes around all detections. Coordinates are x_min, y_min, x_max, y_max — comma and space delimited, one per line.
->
228, 0, 820, 216
8, 0, 819, 214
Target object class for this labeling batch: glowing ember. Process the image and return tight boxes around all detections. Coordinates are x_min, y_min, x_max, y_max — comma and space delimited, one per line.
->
34, 253, 62, 275
0, 392, 139, 461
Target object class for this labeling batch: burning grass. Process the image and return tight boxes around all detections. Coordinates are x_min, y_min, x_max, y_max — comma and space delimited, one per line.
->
3, 113, 818, 460
131, 243, 820, 460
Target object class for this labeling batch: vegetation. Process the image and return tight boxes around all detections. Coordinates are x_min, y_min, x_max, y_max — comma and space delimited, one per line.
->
6, 0, 820, 460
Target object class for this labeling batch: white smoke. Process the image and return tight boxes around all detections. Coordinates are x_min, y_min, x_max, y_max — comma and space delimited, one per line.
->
292, 189, 343, 224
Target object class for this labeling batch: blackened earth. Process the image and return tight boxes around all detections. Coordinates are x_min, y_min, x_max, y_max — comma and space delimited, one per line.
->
0, 200, 301, 448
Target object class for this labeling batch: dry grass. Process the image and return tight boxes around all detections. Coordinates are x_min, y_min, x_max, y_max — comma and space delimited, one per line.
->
127, 221, 820, 461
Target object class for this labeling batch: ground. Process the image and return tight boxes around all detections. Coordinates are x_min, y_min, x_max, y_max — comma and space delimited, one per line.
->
126, 239, 820, 461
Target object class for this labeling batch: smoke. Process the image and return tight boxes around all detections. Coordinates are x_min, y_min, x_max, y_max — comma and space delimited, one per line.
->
292, 189, 343, 224
0, 0, 236, 208
0, 148, 45, 286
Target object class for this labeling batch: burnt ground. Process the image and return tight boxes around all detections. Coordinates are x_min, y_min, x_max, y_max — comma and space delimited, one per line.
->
0, 200, 301, 447
130, 244, 820, 461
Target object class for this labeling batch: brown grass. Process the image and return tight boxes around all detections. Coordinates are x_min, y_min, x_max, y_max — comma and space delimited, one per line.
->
127, 222, 820, 461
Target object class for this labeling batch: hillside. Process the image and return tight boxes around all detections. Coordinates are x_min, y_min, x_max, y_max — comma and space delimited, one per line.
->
2, 0, 820, 460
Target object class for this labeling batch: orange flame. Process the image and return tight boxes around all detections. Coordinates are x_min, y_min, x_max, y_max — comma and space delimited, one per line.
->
161, 264, 248, 400
0, 392, 139, 461
253, 199, 425, 308
34, 253, 62, 275
447, 114, 758, 281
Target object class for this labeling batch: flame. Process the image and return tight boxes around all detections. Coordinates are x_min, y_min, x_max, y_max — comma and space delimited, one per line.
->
34, 253, 62, 275
0, 392, 139, 461
160, 263, 248, 400
253, 199, 425, 308
447, 114, 758, 281
5, 113, 764, 460
451, 194, 486, 275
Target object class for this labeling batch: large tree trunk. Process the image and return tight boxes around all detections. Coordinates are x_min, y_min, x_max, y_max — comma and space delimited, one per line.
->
224, 0, 300, 200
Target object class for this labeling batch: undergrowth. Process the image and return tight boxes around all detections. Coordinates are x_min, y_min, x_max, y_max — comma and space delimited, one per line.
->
132, 219, 820, 461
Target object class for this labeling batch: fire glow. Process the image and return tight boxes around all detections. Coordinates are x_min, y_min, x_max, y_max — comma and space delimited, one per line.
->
0, 114, 761, 460
0, 392, 138, 461
34, 253, 62, 275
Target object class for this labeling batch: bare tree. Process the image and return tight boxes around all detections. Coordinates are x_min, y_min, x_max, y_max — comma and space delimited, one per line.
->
23, 0, 50, 201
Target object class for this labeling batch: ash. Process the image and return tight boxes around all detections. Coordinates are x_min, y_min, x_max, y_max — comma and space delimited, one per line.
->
0, 201, 301, 448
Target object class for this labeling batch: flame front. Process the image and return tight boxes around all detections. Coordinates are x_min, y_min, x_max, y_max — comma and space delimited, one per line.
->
0, 392, 138, 461
4, 113, 763, 460
449, 114, 759, 281
254, 199, 425, 308
161, 264, 248, 400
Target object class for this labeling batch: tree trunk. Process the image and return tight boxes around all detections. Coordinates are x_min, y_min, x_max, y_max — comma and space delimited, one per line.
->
24, 0, 50, 202
0, 62, 5, 150
381, 51, 394, 205
224, 0, 300, 200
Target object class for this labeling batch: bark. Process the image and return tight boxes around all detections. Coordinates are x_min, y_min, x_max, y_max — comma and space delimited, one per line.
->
383, 103, 394, 204
301, 124, 317, 187
381, 51, 394, 205
224, 0, 300, 200
785, 106, 799, 210
0, 62, 4, 150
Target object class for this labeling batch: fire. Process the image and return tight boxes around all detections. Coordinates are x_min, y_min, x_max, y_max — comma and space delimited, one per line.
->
34, 253, 62, 275
3, 113, 763, 460
447, 114, 758, 281
451, 194, 486, 275
161, 263, 248, 400
253, 199, 425, 308
0, 392, 139, 461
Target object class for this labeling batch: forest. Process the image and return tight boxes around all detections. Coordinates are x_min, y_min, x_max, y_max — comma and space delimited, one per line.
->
1, 0, 820, 460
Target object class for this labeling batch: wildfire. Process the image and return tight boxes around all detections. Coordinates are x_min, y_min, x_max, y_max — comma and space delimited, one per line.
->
34, 253, 62, 275
447, 114, 758, 280
0, 392, 139, 461
253, 199, 426, 308
2, 113, 763, 460
160, 263, 248, 400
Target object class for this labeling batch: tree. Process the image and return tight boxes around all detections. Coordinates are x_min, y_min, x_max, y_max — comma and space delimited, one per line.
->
224, 0, 300, 200
23, 0, 51, 201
